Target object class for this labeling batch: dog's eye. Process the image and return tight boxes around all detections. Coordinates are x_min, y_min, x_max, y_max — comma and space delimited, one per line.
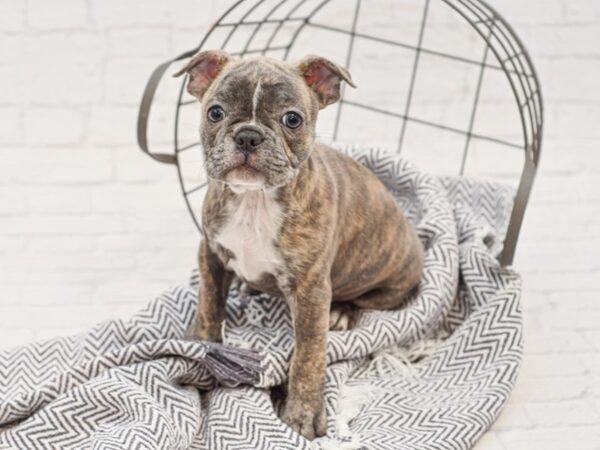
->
207, 105, 225, 123
281, 111, 303, 129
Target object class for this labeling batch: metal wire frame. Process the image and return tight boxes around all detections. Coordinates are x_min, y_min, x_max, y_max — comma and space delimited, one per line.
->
136, 0, 543, 266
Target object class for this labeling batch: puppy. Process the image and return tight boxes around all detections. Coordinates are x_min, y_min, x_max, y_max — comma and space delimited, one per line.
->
176, 50, 423, 439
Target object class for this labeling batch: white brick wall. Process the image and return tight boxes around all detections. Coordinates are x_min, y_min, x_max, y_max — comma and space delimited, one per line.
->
0, 0, 220, 345
0, 1, 599, 448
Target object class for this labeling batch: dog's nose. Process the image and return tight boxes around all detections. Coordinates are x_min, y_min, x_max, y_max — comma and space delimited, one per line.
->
234, 128, 264, 153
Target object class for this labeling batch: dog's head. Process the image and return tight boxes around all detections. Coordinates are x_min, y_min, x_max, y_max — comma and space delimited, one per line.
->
175, 50, 354, 192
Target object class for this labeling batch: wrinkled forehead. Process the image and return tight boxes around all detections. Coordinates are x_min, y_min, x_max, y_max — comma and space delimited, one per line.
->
208, 58, 308, 112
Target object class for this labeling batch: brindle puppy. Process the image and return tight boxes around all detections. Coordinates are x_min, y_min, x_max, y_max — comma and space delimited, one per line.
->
175, 50, 423, 439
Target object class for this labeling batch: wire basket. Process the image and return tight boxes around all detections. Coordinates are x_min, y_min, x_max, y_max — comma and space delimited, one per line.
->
136, 0, 543, 266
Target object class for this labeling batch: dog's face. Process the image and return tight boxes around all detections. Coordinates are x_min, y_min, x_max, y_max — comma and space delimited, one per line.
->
175, 51, 354, 192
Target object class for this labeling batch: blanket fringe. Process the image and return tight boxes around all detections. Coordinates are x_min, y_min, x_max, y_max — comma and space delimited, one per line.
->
320, 340, 441, 448
203, 342, 263, 385
320, 383, 383, 450
320, 435, 362, 450
368, 339, 440, 380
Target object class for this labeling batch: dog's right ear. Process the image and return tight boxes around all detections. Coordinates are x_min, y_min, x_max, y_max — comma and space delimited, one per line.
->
174, 50, 232, 101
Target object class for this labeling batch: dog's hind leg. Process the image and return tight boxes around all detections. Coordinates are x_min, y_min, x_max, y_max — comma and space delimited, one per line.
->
353, 241, 423, 311
330, 258, 422, 330
329, 281, 419, 331
351, 284, 416, 311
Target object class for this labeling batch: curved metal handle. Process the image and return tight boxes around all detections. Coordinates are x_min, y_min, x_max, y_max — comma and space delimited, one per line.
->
136, 59, 179, 165
137, 45, 209, 164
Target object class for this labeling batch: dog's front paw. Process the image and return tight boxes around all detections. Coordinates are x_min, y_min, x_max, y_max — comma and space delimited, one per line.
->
281, 398, 327, 440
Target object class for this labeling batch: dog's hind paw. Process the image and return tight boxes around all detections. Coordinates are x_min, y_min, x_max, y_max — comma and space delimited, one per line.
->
329, 303, 359, 331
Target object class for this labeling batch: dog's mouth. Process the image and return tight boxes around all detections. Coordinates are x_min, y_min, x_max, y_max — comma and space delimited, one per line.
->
224, 158, 265, 190
231, 153, 262, 173
232, 162, 261, 176
208, 145, 293, 191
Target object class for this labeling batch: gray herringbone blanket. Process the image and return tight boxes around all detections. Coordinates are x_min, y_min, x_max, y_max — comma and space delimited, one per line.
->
0, 148, 522, 449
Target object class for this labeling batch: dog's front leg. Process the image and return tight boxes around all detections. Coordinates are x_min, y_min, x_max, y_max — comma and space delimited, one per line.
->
281, 275, 330, 439
187, 239, 233, 342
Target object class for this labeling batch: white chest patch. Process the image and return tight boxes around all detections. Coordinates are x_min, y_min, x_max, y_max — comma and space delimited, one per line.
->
216, 190, 283, 283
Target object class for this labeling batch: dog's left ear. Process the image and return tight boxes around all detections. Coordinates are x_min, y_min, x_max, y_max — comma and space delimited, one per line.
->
296, 55, 356, 109
174, 50, 232, 100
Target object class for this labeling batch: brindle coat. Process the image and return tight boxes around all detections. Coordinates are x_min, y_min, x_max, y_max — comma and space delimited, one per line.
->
175, 51, 423, 439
